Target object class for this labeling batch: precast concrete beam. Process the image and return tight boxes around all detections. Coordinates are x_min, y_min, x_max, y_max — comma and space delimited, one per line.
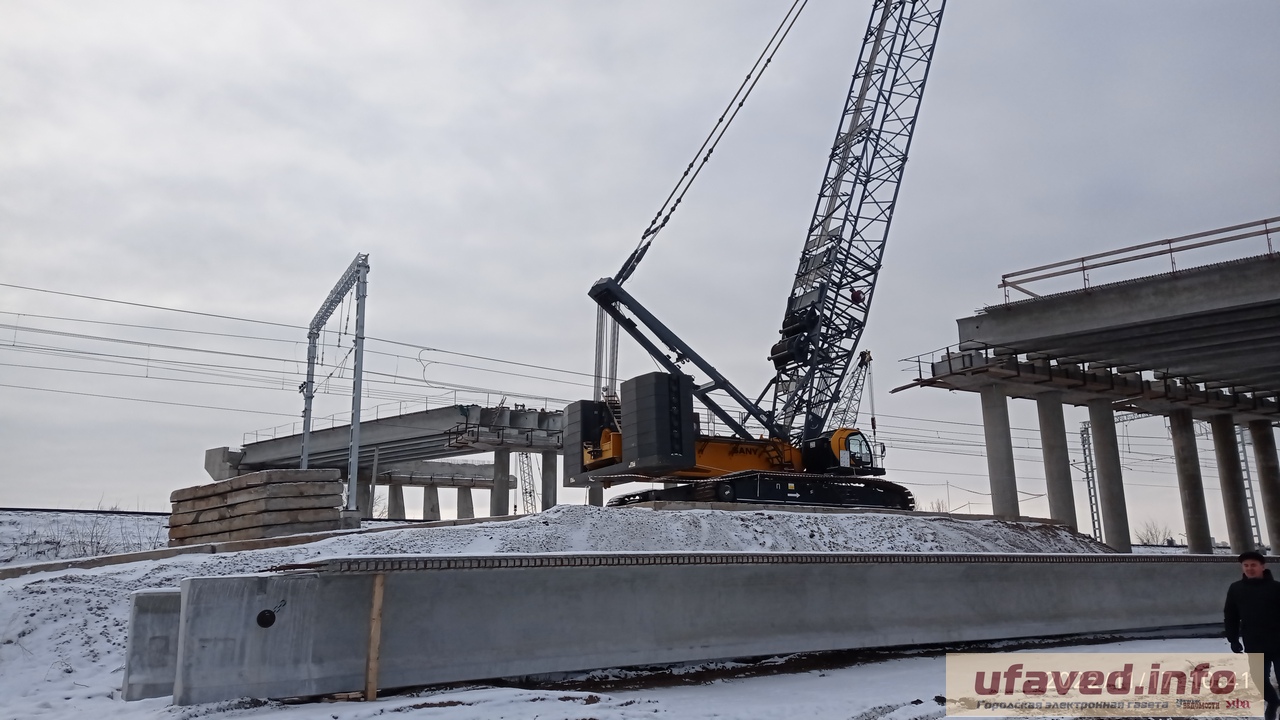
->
1088, 399, 1131, 552
1036, 393, 1076, 530
980, 385, 1020, 520
168, 554, 1240, 705
490, 450, 510, 517
1211, 414, 1254, 553
1169, 410, 1213, 554
541, 451, 557, 510
456, 488, 474, 519
422, 485, 440, 522
1250, 421, 1280, 552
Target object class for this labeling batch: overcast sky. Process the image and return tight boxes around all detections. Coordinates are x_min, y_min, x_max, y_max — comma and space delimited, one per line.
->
1, 0, 1277, 542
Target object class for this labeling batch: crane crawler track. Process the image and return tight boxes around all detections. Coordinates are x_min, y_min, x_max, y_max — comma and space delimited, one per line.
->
607, 469, 914, 511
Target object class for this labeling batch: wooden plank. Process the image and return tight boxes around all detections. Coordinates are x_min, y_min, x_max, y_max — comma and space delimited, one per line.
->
168, 519, 343, 546
168, 508, 340, 540
170, 469, 341, 503
171, 481, 344, 513
364, 573, 386, 701
170, 495, 343, 527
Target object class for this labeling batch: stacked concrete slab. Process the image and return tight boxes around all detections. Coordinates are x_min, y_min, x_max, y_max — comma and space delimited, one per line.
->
168, 469, 345, 546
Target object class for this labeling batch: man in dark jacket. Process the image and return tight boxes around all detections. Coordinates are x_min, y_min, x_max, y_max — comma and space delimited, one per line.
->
1225, 550, 1280, 720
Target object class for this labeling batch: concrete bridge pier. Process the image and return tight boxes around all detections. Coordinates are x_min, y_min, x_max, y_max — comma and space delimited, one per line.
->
979, 385, 1020, 519
387, 484, 406, 520
422, 485, 441, 521
541, 451, 558, 510
587, 483, 604, 507
1250, 421, 1280, 552
1169, 409, 1213, 554
1036, 393, 1077, 530
356, 473, 373, 520
456, 487, 475, 519
1088, 399, 1131, 552
1211, 414, 1254, 553
490, 450, 511, 516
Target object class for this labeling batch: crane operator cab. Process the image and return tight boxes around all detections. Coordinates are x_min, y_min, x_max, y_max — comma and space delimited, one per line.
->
800, 427, 886, 476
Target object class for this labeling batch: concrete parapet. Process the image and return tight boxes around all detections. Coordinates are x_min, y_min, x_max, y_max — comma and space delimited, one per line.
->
169, 553, 1236, 705
122, 589, 181, 700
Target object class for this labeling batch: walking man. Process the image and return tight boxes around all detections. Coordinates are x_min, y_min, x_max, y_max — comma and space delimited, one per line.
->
1225, 550, 1280, 720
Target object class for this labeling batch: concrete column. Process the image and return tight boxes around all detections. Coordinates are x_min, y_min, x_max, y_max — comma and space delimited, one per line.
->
541, 451, 558, 510
1088, 399, 1131, 552
490, 450, 511, 516
587, 483, 604, 507
1212, 414, 1254, 553
1035, 393, 1076, 530
456, 487, 474, 519
356, 473, 373, 520
422, 485, 441, 522
1169, 409, 1213, 554
387, 484, 406, 520
979, 385, 1020, 520
1250, 421, 1280, 553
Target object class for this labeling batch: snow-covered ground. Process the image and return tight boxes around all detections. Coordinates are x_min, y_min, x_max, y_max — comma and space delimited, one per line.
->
0, 505, 1108, 719
0, 510, 169, 566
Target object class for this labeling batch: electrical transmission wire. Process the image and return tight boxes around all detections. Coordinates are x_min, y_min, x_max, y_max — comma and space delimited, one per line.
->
613, 0, 809, 285
0, 382, 299, 417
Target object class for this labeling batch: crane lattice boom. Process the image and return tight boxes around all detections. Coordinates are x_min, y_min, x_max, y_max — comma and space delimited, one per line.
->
768, 0, 945, 443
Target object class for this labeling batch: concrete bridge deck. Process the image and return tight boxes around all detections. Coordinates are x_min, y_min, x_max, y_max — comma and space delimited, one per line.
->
903, 220, 1280, 556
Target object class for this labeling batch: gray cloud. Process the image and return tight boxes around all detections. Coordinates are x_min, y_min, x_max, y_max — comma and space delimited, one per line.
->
1, 0, 1276, 539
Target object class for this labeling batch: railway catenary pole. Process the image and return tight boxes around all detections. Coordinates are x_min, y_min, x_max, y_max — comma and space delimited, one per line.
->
768, 0, 947, 443
301, 253, 370, 470
345, 259, 370, 513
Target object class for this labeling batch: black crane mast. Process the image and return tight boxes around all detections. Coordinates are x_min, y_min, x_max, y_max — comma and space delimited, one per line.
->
767, 0, 945, 443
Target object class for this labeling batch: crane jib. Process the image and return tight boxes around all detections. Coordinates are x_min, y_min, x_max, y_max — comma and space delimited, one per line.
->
768, 0, 946, 444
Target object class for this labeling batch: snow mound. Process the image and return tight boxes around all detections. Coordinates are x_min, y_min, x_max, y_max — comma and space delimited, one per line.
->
0, 505, 1102, 718
329, 504, 1107, 556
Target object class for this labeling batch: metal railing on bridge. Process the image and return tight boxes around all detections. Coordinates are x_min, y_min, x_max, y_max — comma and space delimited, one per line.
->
1000, 215, 1278, 301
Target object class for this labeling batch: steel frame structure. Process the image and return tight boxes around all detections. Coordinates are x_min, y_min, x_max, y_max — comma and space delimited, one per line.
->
298, 253, 370, 512
766, 0, 946, 443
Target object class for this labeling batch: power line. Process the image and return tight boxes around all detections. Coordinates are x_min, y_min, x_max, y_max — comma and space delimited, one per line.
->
0, 382, 299, 417
0, 282, 596, 378
0, 282, 303, 330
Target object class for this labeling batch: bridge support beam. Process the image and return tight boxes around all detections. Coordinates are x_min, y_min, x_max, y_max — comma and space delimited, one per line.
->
980, 385, 1019, 520
422, 485, 441, 522
588, 483, 603, 507
1170, 409, 1213, 554
1088, 399, 1131, 552
387, 484, 405, 520
1036, 393, 1076, 530
356, 474, 373, 520
1212, 414, 1254, 553
1250, 421, 1280, 552
456, 488, 474, 519
490, 450, 511, 516
541, 451, 558, 510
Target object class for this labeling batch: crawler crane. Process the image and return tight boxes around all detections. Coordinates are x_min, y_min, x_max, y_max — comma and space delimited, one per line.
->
564, 0, 946, 510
